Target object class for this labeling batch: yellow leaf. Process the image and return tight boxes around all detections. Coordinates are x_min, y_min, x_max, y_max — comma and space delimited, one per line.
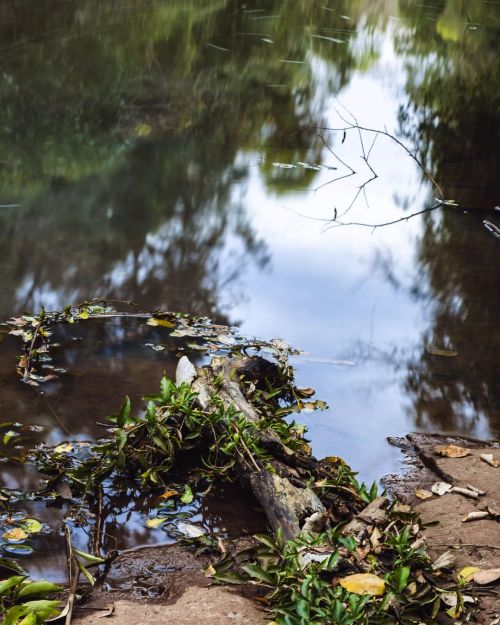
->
54, 443, 73, 454
205, 564, 216, 577
433, 444, 470, 458
339, 573, 385, 596
147, 317, 175, 328
458, 566, 481, 582
146, 517, 166, 528
415, 489, 433, 500
159, 490, 178, 499
3, 528, 28, 542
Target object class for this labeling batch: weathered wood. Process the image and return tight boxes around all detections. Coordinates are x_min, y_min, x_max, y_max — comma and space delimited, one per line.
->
176, 355, 327, 541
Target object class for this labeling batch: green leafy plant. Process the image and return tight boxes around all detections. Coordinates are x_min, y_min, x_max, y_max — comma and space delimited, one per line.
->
0, 575, 61, 625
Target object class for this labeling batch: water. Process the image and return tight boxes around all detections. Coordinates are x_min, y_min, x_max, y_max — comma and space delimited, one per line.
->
0, 0, 499, 578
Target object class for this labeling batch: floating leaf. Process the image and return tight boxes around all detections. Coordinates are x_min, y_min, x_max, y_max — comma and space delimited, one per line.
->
426, 348, 458, 357
3, 431, 19, 445
473, 568, 500, 585
3, 528, 28, 542
434, 444, 470, 458
159, 489, 178, 500
338, 573, 385, 596
20, 519, 43, 534
2, 544, 33, 556
458, 566, 481, 582
415, 489, 433, 500
146, 517, 166, 529
147, 318, 175, 328
180, 485, 194, 504
78, 310, 89, 320
53, 443, 73, 454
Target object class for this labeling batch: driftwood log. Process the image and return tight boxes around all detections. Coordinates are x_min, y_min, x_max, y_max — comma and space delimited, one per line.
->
176, 355, 359, 540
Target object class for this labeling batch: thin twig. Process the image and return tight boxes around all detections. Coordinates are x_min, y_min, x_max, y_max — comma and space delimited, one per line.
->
324, 204, 442, 231
303, 122, 445, 200
42, 396, 71, 436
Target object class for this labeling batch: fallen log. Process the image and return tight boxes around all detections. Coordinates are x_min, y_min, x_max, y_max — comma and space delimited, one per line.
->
176, 354, 350, 540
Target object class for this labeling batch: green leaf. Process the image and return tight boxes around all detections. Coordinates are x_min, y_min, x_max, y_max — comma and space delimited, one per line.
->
78, 309, 89, 320
20, 519, 43, 534
253, 534, 278, 552
21, 600, 60, 614
2, 605, 29, 625
18, 581, 62, 598
18, 613, 37, 625
212, 571, 247, 584
160, 376, 174, 400
3, 430, 18, 445
73, 549, 105, 564
180, 485, 194, 504
108, 396, 132, 427
295, 599, 310, 618
0, 575, 26, 596
240, 564, 275, 585
145, 401, 157, 424
394, 566, 411, 593
76, 560, 95, 586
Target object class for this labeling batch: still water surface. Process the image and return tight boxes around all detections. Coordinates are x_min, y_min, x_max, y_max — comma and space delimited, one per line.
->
0, 0, 499, 577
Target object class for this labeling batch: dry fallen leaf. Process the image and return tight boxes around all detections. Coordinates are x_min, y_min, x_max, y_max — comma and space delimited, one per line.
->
458, 566, 481, 582
338, 573, 385, 596
434, 444, 470, 458
431, 481, 452, 496
54, 443, 74, 454
473, 568, 500, 585
205, 564, 216, 577
462, 510, 489, 523
392, 502, 411, 513
432, 550, 455, 570
480, 453, 500, 468
3, 527, 28, 542
450, 486, 479, 499
415, 489, 433, 500
159, 489, 178, 499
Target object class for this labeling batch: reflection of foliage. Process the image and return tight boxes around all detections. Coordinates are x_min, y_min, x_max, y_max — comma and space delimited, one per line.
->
0, 0, 385, 320
405, 210, 500, 434
392, 1, 500, 434
396, 0, 500, 208
0, 136, 269, 320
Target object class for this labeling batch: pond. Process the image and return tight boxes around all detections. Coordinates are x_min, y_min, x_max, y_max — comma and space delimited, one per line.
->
0, 0, 499, 581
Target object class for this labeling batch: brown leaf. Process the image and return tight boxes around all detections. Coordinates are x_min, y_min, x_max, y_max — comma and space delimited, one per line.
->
415, 489, 433, 500
473, 568, 500, 585
434, 444, 470, 458
480, 453, 500, 468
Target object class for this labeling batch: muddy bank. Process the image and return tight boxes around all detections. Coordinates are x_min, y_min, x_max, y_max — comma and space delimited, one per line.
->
73, 540, 267, 625
71, 433, 500, 625
386, 433, 500, 623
